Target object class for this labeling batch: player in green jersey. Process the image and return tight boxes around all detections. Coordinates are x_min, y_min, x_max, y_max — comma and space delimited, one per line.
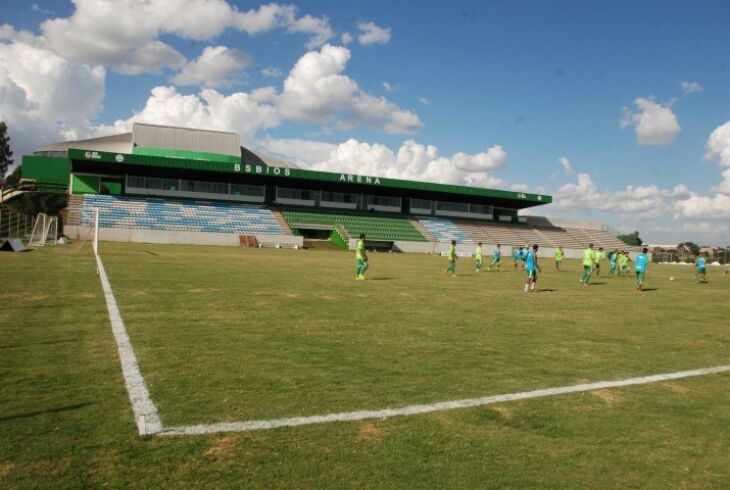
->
580, 243, 595, 285
593, 247, 605, 276
475, 242, 483, 272
554, 246, 564, 271
355, 233, 368, 280
445, 240, 457, 276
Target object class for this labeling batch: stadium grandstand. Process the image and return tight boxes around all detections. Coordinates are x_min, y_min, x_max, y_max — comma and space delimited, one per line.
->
6, 122, 627, 255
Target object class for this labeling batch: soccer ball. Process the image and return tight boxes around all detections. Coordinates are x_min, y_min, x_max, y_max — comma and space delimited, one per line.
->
669, 276, 675, 281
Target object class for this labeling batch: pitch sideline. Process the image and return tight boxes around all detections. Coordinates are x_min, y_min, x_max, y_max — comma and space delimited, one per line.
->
95, 253, 730, 437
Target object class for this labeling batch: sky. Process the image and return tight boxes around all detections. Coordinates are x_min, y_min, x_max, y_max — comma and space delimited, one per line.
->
1, 0, 729, 245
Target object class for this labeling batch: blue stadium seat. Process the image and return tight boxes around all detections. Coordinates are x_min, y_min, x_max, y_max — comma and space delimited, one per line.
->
80, 195, 283, 235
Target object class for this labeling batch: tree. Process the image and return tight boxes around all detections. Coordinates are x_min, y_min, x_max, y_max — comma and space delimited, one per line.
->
0, 121, 14, 178
5, 164, 22, 186
617, 230, 643, 246
677, 241, 700, 257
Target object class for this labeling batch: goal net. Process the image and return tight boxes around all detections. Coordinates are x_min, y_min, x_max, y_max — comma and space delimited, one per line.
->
29, 213, 58, 247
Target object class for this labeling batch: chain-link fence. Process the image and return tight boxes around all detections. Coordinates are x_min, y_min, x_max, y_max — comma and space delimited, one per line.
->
0, 207, 35, 239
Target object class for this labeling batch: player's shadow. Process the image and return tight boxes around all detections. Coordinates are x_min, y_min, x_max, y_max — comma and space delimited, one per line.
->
368, 277, 394, 281
640, 288, 658, 292
0, 338, 79, 350
534, 289, 556, 292
0, 402, 97, 422
589, 282, 607, 286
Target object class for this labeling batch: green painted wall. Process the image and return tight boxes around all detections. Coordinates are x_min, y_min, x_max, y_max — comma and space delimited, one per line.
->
100, 180, 123, 195
22, 156, 70, 185
133, 146, 240, 164
72, 175, 100, 194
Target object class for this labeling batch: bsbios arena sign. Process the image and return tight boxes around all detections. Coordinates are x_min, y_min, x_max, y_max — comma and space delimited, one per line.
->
234, 163, 291, 177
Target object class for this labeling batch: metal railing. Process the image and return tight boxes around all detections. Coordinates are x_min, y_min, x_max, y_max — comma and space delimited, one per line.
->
1, 180, 68, 203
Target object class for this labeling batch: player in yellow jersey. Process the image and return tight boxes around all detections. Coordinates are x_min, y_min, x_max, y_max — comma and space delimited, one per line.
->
355, 233, 368, 280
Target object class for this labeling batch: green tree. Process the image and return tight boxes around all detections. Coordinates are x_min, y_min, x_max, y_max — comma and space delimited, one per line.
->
6, 164, 22, 186
677, 241, 700, 257
0, 121, 14, 178
617, 230, 643, 246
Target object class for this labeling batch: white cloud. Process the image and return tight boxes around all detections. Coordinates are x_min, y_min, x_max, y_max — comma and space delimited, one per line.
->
673, 192, 730, 220
0, 40, 105, 156
680, 80, 703, 94
418, 96, 431, 106
340, 32, 353, 45
382, 81, 399, 92
705, 120, 730, 195
558, 156, 574, 175
25, 1, 332, 75
286, 14, 334, 49
357, 21, 391, 45
171, 46, 250, 88
621, 97, 681, 146
706, 120, 730, 167
553, 173, 685, 218
95, 86, 279, 147
277, 44, 421, 134
261, 67, 282, 78
264, 137, 507, 188
31, 4, 53, 16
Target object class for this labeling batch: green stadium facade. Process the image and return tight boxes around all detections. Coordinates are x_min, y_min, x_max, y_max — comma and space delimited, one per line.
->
9, 123, 627, 255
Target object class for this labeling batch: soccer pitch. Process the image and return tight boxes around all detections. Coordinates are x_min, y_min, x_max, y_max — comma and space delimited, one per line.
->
2, 242, 729, 488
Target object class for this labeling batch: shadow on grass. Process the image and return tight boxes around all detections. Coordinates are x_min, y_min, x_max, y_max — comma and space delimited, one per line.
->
639, 288, 659, 292
0, 338, 79, 350
0, 402, 97, 423
534, 289, 556, 292
589, 282, 607, 286
368, 277, 394, 281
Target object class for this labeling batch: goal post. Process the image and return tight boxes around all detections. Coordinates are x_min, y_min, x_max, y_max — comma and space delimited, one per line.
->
92, 207, 99, 255
28, 213, 59, 247
29, 213, 48, 247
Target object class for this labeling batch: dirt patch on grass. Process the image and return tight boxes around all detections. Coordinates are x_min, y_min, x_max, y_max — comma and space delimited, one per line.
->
204, 435, 238, 460
661, 382, 689, 395
590, 389, 623, 406
357, 421, 382, 442
491, 405, 513, 422
0, 462, 15, 478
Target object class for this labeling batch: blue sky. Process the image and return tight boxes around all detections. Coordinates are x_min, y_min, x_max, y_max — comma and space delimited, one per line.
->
1, 0, 729, 244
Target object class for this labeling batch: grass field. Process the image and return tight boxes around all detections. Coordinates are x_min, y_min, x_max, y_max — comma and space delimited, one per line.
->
2, 242, 729, 488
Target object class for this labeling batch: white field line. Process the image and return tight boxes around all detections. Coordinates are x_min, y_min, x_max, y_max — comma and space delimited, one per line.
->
95, 253, 162, 435
158, 364, 730, 437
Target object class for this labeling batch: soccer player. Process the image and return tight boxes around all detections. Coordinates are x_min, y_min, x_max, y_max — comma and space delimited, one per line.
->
635, 247, 649, 291
520, 245, 529, 270
524, 244, 542, 292
355, 233, 368, 280
580, 243, 595, 285
513, 247, 522, 270
554, 246, 564, 271
608, 249, 618, 276
593, 247, 605, 277
475, 242, 483, 272
695, 255, 708, 283
445, 240, 457, 276
488, 244, 502, 271
618, 251, 630, 275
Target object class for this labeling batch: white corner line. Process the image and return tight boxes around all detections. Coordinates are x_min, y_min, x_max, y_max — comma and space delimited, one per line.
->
157, 364, 730, 437
96, 253, 162, 436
